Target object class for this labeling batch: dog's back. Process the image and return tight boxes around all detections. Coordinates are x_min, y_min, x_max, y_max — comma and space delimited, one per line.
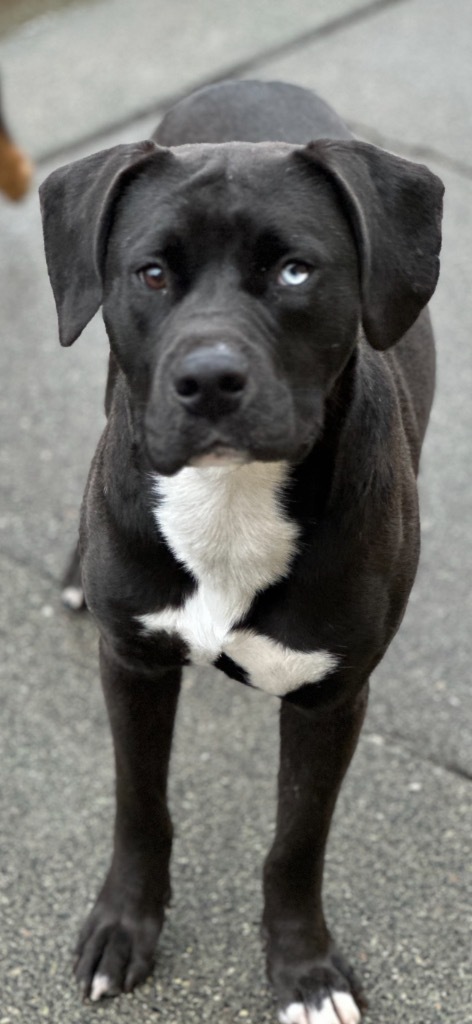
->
155, 79, 353, 147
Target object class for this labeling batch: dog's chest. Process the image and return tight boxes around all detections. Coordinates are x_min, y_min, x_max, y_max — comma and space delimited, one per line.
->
138, 462, 337, 695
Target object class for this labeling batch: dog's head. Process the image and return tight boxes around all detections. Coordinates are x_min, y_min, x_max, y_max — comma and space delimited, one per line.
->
40, 136, 443, 475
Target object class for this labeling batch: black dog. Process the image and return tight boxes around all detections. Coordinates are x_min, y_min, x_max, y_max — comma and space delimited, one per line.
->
40, 80, 443, 1024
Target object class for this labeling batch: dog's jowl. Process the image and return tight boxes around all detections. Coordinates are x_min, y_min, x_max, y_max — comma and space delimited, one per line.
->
40, 80, 443, 1023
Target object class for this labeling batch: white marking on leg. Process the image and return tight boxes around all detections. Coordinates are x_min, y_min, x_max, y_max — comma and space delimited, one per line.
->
90, 973, 111, 1001
222, 629, 338, 695
279, 994, 361, 1024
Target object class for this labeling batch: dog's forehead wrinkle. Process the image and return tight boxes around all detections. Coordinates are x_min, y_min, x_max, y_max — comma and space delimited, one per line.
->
149, 140, 307, 209
113, 146, 342, 268
120, 190, 327, 272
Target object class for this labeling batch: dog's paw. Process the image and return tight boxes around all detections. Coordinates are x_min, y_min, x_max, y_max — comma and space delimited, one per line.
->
61, 543, 86, 611
75, 900, 165, 1000
278, 991, 361, 1024
270, 944, 365, 1024
61, 584, 86, 611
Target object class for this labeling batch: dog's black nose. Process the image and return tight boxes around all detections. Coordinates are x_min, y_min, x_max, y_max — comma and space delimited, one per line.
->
173, 344, 248, 417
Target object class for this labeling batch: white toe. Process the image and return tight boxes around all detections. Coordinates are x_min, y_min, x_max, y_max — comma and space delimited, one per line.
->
61, 585, 85, 609
331, 991, 361, 1023
279, 1003, 309, 1024
90, 973, 110, 1001
278, 993, 361, 1024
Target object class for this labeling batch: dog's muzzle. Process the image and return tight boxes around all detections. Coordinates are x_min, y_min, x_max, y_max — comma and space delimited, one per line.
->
143, 333, 312, 475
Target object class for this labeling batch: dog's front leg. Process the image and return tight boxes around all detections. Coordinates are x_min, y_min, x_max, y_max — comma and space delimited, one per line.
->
75, 636, 181, 1001
263, 684, 369, 1024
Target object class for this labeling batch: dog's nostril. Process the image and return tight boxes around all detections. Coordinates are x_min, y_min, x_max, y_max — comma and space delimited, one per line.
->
219, 372, 246, 394
175, 376, 200, 398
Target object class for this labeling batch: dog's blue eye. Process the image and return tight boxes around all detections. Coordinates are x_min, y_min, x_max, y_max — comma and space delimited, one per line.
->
140, 265, 167, 291
278, 261, 311, 287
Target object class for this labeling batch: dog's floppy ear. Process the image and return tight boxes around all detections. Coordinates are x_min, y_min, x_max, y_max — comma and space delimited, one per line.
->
40, 141, 164, 347
299, 140, 444, 350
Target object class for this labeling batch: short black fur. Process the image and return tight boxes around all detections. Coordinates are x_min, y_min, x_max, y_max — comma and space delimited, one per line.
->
40, 79, 443, 1020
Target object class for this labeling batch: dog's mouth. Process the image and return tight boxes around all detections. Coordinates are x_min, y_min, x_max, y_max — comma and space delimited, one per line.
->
145, 429, 315, 477
145, 425, 255, 474
144, 381, 322, 476
188, 444, 249, 469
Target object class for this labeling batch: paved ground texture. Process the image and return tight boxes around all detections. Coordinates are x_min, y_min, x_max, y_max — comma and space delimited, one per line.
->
0, 0, 471, 1022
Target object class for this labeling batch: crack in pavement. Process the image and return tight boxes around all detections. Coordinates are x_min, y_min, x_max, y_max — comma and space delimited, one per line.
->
363, 727, 472, 784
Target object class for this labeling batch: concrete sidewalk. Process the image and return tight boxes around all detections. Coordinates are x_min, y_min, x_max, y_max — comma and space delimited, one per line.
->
0, 1, 470, 1021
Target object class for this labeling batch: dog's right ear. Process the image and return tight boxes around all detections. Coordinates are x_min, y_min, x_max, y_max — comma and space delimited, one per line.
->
40, 141, 164, 347
297, 140, 444, 350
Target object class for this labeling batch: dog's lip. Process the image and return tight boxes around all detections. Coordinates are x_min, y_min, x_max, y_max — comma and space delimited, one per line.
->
188, 444, 248, 469
144, 428, 250, 475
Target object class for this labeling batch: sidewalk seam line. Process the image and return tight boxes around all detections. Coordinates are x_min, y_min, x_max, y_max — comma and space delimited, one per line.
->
348, 120, 472, 180
33, 0, 410, 167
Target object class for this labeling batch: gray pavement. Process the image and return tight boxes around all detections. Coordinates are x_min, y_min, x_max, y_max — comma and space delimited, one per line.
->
0, 0, 471, 1021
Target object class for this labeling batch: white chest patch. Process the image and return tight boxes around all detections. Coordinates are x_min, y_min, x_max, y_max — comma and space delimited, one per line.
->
138, 461, 338, 696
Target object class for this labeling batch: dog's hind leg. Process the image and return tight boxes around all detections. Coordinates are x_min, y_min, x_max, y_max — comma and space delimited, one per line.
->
263, 684, 369, 1024
75, 637, 181, 1000
61, 540, 86, 610
61, 354, 119, 613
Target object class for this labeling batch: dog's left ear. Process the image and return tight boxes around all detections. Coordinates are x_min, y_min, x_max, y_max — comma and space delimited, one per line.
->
298, 140, 444, 350
40, 141, 166, 347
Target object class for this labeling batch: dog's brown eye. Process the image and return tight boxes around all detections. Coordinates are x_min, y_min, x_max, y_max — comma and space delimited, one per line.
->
278, 261, 311, 287
140, 265, 167, 290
